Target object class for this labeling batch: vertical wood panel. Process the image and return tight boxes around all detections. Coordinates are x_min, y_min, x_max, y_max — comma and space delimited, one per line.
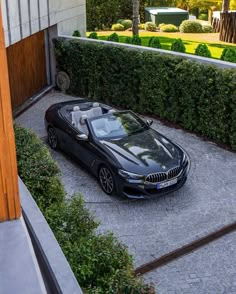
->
7, 30, 47, 109
0, 2, 21, 221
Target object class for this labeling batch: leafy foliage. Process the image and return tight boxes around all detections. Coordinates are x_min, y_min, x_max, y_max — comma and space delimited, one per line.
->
124, 35, 142, 45
88, 32, 98, 39
171, 39, 186, 53
180, 20, 203, 33
160, 24, 178, 32
144, 22, 157, 31
195, 43, 211, 57
107, 33, 119, 42
15, 124, 154, 293
73, 30, 81, 37
14, 125, 65, 211
111, 23, 125, 31
202, 24, 213, 33
221, 48, 236, 63
198, 13, 208, 20
54, 38, 236, 149
119, 19, 133, 29
148, 37, 162, 49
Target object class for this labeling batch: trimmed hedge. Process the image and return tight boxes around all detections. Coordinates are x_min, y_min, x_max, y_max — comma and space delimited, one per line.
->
221, 47, 236, 63
107, 32, 119, 42
160, 24, 178, 32
15, 124, 154, 293
180, 20, 203, 33
88, 32, 98, 39
54, 39, 236, 149
144, 22, 157, 31
171, 39, 186, 53
111, 23, 125, 31
195, 44, 211, 58
148, 37, 162, 49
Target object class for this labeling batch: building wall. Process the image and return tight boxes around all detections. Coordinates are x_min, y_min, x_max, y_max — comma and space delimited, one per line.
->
1, 0, 86, 47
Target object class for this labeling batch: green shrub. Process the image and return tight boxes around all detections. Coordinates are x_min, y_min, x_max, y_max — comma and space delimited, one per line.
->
195, 43, 211, 57
111, 23, 125, 31
131, 35, 142, 45
144, 22, 157, 32
171, 39, 186, 53
125, 36, 132, 44
202, 24, 213, 33
72, 30, 81, 37
124, 35, 142, 45
180, 20, 203, 33
46, 196, 153, 293
14, 125, 65, 211
88, 32, 98, 39
107, 32, 119, 42
120, 19, 133, 29
158, 23, 166, 28
160, 24, 178, 32
198, 13, 208, 20
54, 39, 236, 149
148, 37, 162, 49
221, 48, 236, 63
138, 23, 145, 30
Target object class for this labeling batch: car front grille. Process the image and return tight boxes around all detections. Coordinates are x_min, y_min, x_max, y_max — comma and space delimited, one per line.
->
145, 166, 182, 183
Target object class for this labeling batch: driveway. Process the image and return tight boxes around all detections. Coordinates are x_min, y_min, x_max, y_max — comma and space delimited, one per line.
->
16, 92, 236, 293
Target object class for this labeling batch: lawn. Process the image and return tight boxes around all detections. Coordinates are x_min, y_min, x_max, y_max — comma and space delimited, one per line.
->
90, 31, 236, 60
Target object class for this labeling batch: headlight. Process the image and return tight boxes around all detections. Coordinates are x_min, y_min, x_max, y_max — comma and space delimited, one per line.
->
118, 169, 144, 183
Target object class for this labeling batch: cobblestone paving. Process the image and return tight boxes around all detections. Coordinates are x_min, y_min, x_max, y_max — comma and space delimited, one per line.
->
16, 92, 236, 291
144, 232, 236, 294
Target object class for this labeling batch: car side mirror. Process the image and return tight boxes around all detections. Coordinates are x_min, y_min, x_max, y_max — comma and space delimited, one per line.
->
76, 134, 88, 141
146, 120, 153, 127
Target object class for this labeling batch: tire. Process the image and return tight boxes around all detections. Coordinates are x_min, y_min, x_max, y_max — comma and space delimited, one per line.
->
98, 166, 116, 195
48, 127, 59, 150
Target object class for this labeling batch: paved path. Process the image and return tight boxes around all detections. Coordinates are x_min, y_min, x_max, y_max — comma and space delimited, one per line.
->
16, 92, 236, 292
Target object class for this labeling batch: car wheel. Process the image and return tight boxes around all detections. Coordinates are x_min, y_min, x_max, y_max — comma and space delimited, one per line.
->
99, 166, 115, 195
48, 127, 58, 150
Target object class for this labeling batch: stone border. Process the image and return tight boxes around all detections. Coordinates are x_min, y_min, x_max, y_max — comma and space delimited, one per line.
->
59, 35, 236, 69
19, 178, 83, 294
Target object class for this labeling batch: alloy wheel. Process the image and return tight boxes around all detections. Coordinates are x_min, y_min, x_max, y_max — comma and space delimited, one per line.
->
99, 167, 114, 195
48, 127, 58, 150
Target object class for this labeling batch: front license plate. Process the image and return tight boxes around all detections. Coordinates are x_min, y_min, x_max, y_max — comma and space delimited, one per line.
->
157, 178, 178, 189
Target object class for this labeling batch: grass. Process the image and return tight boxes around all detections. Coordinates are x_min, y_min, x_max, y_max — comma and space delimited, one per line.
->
89, 31, 236, 60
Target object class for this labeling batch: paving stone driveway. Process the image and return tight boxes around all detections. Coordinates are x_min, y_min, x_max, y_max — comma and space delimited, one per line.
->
16, 92, 236, 293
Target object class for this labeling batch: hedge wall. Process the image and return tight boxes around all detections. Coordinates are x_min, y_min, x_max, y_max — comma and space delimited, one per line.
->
54, 39, 236, 149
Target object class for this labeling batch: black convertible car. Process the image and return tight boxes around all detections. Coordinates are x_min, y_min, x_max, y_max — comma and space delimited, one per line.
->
45, 99, 190, 199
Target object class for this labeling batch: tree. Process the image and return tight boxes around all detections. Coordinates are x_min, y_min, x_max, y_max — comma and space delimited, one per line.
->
132, 0, 140, 36
222, 0, 230, 11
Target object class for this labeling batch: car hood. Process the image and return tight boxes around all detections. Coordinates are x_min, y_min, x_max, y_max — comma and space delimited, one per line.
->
100, 129, 183, 175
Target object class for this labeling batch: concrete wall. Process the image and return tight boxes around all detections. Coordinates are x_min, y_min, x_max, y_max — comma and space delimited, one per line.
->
1, 0, 86, 47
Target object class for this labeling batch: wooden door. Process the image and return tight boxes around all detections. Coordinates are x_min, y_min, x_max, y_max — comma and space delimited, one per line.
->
7, 31, 48, 109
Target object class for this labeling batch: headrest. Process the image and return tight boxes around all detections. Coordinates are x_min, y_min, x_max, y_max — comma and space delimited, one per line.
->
93, 102, 99, 108
108, 109, 116, 114
80, 114, 88, 124
73, 106, 80, 111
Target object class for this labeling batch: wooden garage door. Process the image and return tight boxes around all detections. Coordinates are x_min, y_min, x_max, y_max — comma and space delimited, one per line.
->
7, 31, 47, 109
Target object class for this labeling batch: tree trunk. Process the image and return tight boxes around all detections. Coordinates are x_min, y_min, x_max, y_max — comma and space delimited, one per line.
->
132, 0, 139, 36
222, 0, 230, 12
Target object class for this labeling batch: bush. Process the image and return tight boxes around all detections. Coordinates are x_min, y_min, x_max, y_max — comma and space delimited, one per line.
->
144, 22, 157, 32
14, 125, 65, 211
171, 39, 186, 53
107, 33, 119, 42
124, 35, 142, 45
180, 20, 203, 33
198, 13, 208, 20
158, 23, 166, 28
72, 30, 81, 37
88, 32, 98, 39
221, 48, 236, 63
54, 38, 236, 149
111, 23, 125, 31
148, 37, 162, 49
195, 43, 211, 57
15, 124, 153, 293
202, 24, 213, 33
160, 24, 178, 32
120, 19, 133, 30
138, 23, 145, 30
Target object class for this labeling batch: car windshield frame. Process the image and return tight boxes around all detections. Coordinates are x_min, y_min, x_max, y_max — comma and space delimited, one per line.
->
87, 110, 148, 140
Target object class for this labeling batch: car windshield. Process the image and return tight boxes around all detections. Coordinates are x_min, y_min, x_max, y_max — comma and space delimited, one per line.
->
90, 111, 147, 139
